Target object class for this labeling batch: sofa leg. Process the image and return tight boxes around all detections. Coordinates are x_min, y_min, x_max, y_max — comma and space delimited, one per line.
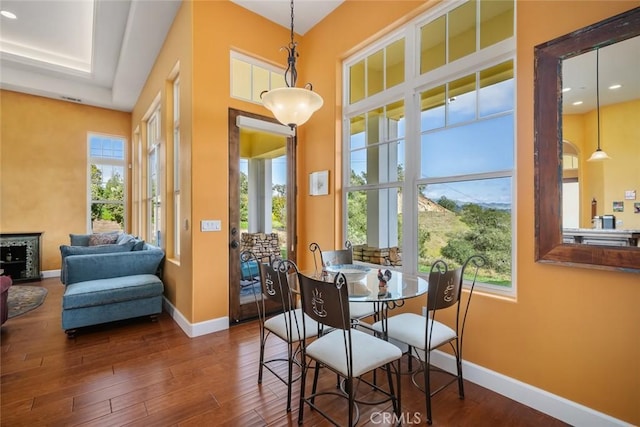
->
150, 314, 159, 322
65, 329, 77, 339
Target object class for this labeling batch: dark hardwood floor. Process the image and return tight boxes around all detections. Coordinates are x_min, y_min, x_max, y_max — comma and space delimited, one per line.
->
1, 278, 568, 426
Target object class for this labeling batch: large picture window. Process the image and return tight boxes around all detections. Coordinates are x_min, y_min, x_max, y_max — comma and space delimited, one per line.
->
344, 0, 515, 293
88, 134, 126, 233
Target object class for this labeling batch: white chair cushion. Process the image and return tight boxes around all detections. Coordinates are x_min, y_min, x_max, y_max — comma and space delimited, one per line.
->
264, 308, 319, 342
349, 302, 377, 319
372, 313, 456, 355
306, 329, 402, 377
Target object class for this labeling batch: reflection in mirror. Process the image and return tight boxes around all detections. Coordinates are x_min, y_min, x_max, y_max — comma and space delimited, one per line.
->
561, 35, 640, 236
534, 7, 640, 272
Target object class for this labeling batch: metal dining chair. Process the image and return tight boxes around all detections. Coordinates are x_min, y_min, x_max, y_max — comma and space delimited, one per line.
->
372, 254, 486, 424
240, 251, 319, 412
296, 269, 402, 426
309, 241, 378, 322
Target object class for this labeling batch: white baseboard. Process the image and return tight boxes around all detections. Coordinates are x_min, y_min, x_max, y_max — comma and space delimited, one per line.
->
429, 350, 632, 427
162, 297, 229, 338
42, 269, 61, 279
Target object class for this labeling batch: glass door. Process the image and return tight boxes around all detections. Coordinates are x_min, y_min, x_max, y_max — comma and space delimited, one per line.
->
228, 109, 297, 323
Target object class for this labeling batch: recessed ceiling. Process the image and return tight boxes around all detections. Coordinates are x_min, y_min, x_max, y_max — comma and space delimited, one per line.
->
0, 0, 183, 112
0, 0, 341, 112
6, 0, 634, 116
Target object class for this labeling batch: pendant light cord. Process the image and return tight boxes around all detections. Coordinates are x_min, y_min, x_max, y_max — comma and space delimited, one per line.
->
596, 48, 601, 150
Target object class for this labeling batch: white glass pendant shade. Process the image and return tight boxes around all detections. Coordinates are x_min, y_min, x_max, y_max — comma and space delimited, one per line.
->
587, 49, 611, 162
587, 148, 611, 161
262, 87, 324, 128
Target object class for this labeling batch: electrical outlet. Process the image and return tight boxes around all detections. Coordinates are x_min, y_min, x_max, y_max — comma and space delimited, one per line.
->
422, 306, 427, 316
201, 220, 221, 232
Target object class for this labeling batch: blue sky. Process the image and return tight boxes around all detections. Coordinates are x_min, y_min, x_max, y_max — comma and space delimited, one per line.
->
349, 78, 514, 206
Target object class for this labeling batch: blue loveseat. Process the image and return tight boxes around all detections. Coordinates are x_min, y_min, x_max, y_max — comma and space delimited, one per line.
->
60, 233, 165, 337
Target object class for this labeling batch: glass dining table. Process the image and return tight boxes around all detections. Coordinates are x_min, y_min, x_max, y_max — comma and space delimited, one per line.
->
297, 266, 429, 334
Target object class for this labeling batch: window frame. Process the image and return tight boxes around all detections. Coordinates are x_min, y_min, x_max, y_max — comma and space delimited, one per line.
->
87, 132, 127, 234
172, 72, 181, 259
342, 0, 516, 296
146, 102, 162, 248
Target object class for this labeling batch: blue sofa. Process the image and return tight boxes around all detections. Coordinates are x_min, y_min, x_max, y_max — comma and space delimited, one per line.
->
60, 233, 165, 337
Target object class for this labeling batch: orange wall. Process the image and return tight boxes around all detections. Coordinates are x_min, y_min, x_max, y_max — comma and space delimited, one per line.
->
131, 0, 195, 324
299, 1, 640, 424
132, 0, 311, 323
0, 90, 131, 271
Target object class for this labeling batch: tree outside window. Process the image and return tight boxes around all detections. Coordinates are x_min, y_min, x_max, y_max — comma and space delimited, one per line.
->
89, 134, 126, 233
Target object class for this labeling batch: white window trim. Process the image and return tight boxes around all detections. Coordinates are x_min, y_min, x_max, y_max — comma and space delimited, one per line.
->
342, 1, 517, 297
87, 132, 128, 233
173, 74, 181, 259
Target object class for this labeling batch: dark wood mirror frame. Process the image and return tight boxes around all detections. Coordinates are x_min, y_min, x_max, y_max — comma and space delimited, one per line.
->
534, 7, 640, 273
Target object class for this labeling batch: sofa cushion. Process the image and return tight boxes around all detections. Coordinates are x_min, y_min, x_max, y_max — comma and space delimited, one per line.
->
60, 242, 134, 258
63, 274, 164, 310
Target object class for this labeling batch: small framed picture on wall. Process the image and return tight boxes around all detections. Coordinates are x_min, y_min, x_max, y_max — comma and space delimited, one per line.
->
309, 170, 329, 196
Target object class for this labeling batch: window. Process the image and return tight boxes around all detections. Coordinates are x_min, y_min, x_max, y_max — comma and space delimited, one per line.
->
132, 128, 142, 235
344, 0, 515, 293
172, 75, 181, 258
147, 105, 162, 247
230, 51, 286, 103
88, 134, 126, 233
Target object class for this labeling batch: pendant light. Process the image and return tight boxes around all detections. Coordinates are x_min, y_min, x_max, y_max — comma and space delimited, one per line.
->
587, 48, 611, 161
261, 0, 323, 130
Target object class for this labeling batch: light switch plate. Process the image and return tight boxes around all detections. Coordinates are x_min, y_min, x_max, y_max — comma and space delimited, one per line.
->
201, 220, 221, 232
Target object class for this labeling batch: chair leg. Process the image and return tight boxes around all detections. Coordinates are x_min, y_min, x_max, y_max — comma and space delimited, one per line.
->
424, 360, 433, 425
456, 354, 465, 399
311, 361, 321, 405
286, 342, 294, 412
384, 363, 399, 416
347, 376, 354, 427
394, 361, 402, 420
258, 330, 265, 384
298, 357, 308, 425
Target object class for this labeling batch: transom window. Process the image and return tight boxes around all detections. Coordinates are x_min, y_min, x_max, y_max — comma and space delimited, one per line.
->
230, 51, 286, 103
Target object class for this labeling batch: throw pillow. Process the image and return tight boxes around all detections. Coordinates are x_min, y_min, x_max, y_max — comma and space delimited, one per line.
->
88, 233, 119, 246
116, 233, 136, 245
132, 239, 146, 251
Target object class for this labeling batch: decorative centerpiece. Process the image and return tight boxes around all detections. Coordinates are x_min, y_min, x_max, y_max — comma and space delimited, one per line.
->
377, 269, 392, 296
324, 264, 370, 282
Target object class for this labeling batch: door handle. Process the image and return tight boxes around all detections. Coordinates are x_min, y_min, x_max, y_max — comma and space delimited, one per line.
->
230, 240, 239, 249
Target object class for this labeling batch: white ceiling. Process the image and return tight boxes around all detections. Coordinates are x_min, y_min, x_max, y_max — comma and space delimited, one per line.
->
562, 36, 640, 115
1, 1, 636, 114
0, 0, 342, 112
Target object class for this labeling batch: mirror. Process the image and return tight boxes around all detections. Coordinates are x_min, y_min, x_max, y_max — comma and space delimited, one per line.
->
534, 7, 640, 272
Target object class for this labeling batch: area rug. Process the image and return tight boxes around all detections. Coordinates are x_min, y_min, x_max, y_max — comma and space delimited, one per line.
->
7, 285, 48, 318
